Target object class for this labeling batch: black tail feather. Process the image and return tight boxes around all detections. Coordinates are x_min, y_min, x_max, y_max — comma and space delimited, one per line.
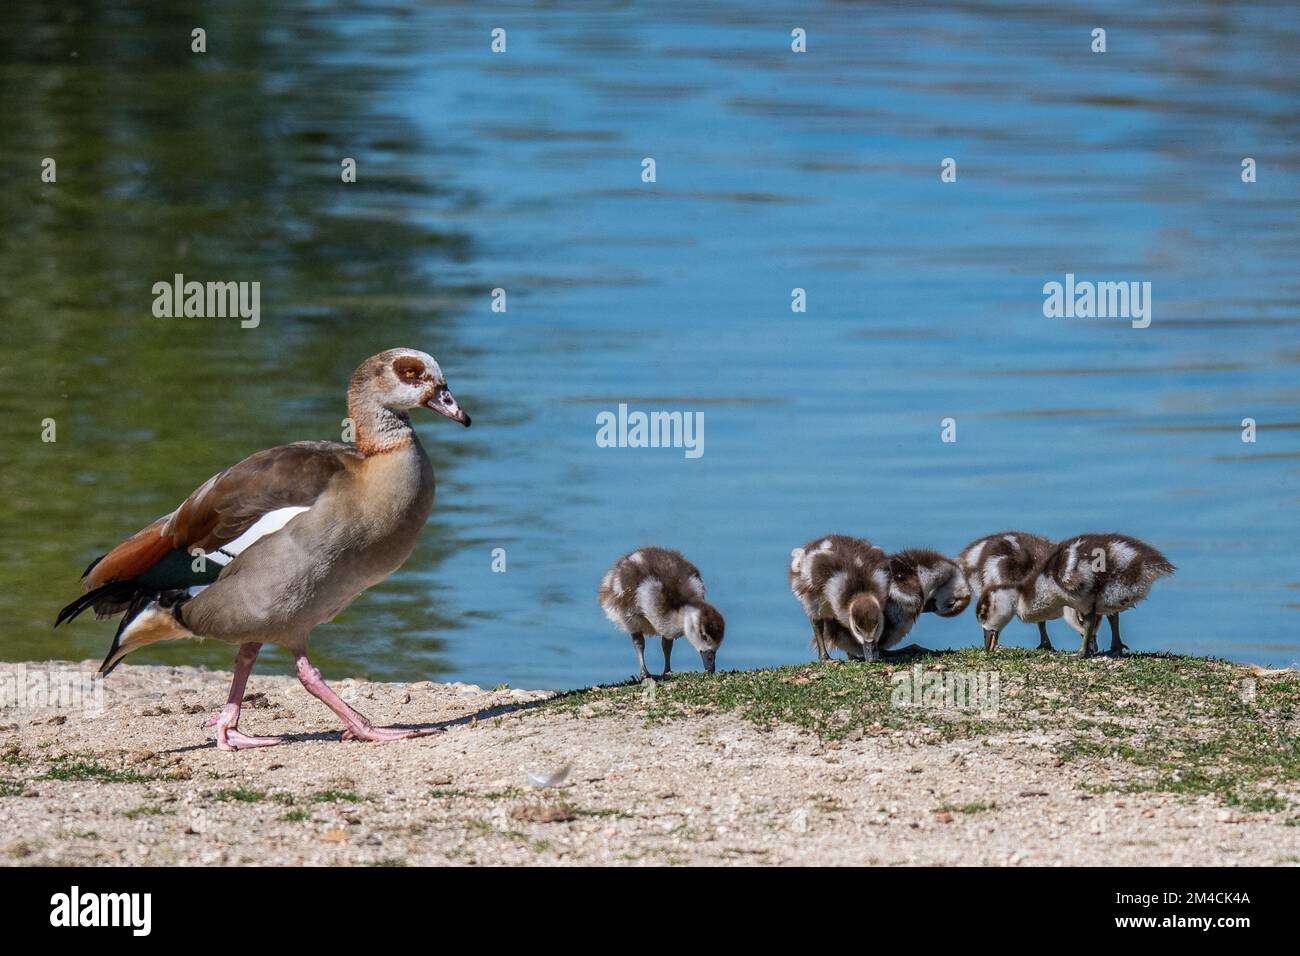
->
54, 582, 137, 628
61, 560, 197, 676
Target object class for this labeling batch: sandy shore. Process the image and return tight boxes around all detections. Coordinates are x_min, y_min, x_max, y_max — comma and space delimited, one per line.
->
1, 660, 1297, 866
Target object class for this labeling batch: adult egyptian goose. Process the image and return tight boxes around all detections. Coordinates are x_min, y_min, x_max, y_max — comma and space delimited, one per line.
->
959, 531, 1059, 651
55, 349, 471, 749
789, 535, 890, 662
598, 547, 725, 678
878, 549, 971, 655
1015, 533, 1174, 657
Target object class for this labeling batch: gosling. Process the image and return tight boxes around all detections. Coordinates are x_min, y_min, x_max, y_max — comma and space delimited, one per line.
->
789, 535, 891, 662
879, 549, 972, 655
960, 531, 1059, 651
599, 547, 725, 679
1012, 533, 1174, 657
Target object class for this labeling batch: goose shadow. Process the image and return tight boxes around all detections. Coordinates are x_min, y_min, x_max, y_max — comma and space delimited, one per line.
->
159, 694, 574, 754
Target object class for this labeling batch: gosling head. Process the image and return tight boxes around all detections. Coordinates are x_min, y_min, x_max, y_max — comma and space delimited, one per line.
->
976, 586, 1018, 650
684, 602, 726, 673
928, 564, 972, 617
1061, 605, 1088, 638
848, 593, 884, 662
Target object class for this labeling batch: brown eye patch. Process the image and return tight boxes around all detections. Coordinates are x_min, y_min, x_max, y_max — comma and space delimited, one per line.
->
392, 356, 425, 381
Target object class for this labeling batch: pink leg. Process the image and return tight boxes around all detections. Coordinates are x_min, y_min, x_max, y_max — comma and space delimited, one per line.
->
214, 643, 285, 751
203, 644, 262, 728
295, 655, 443, 743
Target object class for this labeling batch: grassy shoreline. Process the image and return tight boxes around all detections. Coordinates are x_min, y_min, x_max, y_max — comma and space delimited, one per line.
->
1, 654, 1297, 865
551, 651, 1300, 813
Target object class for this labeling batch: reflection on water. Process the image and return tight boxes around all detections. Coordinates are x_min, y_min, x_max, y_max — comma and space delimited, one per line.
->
2, 1, 1298, 687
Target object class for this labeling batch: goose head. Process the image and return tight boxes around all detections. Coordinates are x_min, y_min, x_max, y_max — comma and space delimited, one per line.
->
353, 348, 471, 426
683, 602, 726, 673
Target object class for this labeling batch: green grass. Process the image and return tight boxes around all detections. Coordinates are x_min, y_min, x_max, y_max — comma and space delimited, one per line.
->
310, 789, 365, 804
211, 787, 266, 803
430, 786, 523, 800
41, 757, 154, 784
573, 807, 632, 820
548, 650, 1300, 811
279, 809, 312, 822
480, 787, 524, 800
940, 802, 995, 815
122, 804, 175, 819
0, 778, 26, 797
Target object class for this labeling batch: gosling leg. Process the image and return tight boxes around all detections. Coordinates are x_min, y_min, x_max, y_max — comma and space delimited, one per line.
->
1107, 614, 1126, 656
1037, 622, 1054, 651
814, 620, 831, 661
632, 633, 649, 679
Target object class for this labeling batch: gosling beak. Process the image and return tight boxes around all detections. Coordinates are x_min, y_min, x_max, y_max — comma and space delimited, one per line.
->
699, 649, 717, 674
860, 642, 881, 663
983, 629, 999, 651
426, 383, 471, 427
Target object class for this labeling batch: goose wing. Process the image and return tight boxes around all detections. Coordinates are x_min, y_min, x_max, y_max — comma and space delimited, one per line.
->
59, 441, 359, 623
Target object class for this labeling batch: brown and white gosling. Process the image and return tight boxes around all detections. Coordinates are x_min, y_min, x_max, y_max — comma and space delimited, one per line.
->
599, 548, 725, 679
987, 533, 1174, 657
960, 531, 1060, 651
789, 535, 891, 661
879, 549, 971, 655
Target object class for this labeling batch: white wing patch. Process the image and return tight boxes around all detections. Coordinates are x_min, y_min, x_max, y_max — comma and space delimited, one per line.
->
824, 571, 849, 615
207, 506, 310, 566
1063, 539, 1083, 579
1110, 541, 1139, 569
636, 576, 665, 619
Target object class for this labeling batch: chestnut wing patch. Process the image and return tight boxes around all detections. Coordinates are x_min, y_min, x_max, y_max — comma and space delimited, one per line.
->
83, 441, 358, 598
